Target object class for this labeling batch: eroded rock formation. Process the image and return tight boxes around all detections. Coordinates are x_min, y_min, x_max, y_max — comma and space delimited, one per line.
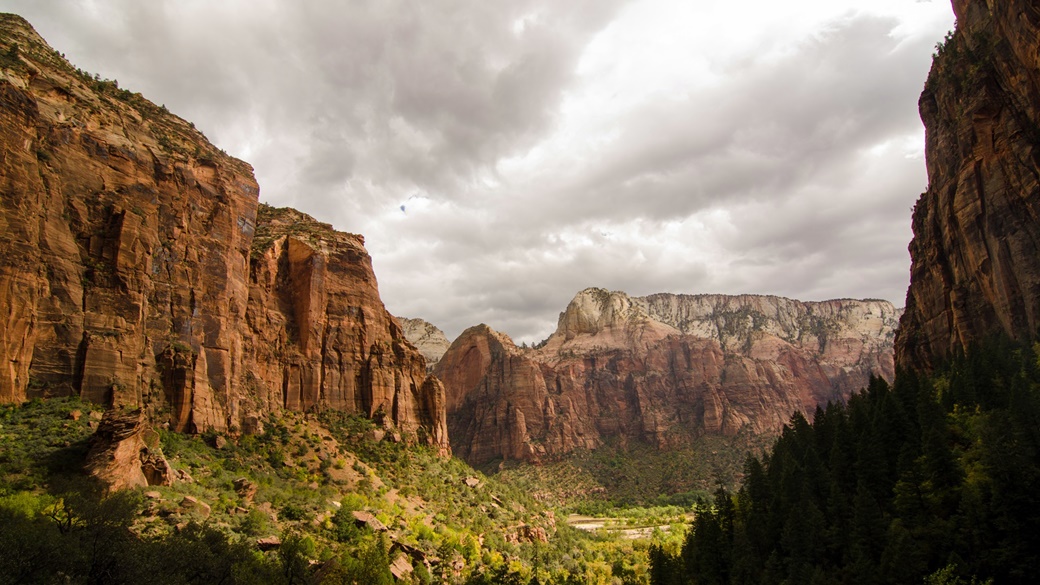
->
896, 0, 1040, 370
437, 288, 899, 465
84, 408, 173, 491
0, 15, 447, 449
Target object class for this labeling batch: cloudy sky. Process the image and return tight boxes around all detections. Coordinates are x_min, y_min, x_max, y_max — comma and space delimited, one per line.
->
3, 0, 955, 344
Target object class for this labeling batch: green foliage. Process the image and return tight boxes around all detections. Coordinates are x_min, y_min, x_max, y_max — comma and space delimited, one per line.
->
0, 397, 95, 495
239, 507, 272, 536
925, 564, 994, 585
2, 402, 659, 583
927, 25, 999, 109
0, 42, 22, 70
325, 534, 394, 584
934, 28, 956, 58
496, 435, 759, 510
0, 480, 283, 584
651, 337, 1040, 585
278, 532, 317, 585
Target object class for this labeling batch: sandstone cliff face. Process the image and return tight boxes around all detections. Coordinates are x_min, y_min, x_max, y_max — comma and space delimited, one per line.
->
896, 0, 1040, 370
0, 15, 447, 449
398, 317, 452, 370
246, 206, 448, 447
437, 288, 899, 465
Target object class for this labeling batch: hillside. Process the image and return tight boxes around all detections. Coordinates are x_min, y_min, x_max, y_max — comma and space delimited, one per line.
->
0, 397, 660, 583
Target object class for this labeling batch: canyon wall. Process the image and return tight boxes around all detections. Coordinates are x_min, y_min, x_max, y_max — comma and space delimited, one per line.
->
896, 0, 1040, 370
436, 288, 899, 465
0, 14, 447, 448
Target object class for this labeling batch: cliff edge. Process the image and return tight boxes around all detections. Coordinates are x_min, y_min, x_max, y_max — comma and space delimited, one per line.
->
0, 14, 447, 449
897, 1, 1040, 370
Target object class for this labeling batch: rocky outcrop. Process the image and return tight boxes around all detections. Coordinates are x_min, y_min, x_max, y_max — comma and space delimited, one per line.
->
0, 15, 447, 449
398, 317, 452, 370
896, 0, 1040, 370
84, 408, 173, 491
437, 288, 899, 465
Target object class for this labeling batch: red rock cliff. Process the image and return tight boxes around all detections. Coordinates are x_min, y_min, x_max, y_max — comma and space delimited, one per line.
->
436, 288, 898, 466
896, 1, 1040, 370
0, 14, 447, 449
246, 205, 448, 447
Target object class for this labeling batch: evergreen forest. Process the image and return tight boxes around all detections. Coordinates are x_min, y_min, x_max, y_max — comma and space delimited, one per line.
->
649, 336, 1040, 585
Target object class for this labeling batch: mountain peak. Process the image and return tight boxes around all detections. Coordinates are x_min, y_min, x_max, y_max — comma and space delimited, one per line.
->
397, 316, 452, 369
555, 287, 652, 338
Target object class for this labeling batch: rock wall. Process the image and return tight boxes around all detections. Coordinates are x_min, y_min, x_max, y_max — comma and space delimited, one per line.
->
0, 14, 447, 449
246, 206, 448, 447
896, 0, 1040, 370
437, 288, 899, 465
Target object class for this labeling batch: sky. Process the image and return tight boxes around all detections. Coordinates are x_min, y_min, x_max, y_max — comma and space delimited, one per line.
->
1, 0, 956, 345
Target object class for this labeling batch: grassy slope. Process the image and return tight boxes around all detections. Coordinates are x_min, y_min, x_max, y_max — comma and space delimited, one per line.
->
0, 399, 667, 584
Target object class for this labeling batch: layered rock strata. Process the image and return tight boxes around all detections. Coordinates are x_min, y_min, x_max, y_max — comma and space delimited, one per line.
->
896, 0, 1040, 370
0, 15, 447, 449
437, 288, 899, 465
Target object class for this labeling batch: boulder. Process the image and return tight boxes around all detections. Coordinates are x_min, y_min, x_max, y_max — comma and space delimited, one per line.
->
257, 536, 282, 551
179, 495, 211, 519
389, 554, 414, 580
352, 510, 388, 532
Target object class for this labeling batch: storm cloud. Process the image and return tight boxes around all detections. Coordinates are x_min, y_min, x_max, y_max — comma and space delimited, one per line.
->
2, 0, 955, 343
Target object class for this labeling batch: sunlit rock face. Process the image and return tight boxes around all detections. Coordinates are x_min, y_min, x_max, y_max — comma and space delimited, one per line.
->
437, 288, 899, 466
897, 0, 1040, 371
0, 14, 447, 450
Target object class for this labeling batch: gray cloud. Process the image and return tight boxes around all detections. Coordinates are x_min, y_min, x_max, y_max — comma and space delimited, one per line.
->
2, 1, 953, 344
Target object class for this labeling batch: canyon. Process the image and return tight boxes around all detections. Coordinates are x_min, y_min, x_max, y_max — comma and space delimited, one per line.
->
3, 0, 1032, 484
433, 288, 899, 466
2, 0, 1040, 582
